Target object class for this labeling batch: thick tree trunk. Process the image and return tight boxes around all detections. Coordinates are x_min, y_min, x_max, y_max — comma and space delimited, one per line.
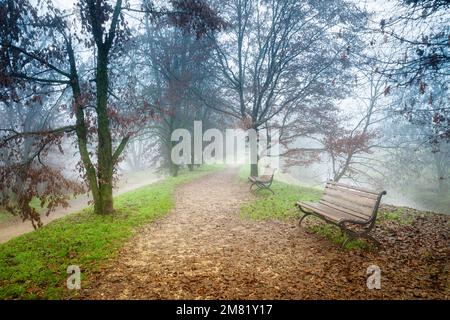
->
434, 152, 449, 195
188, 140, 194, 171
68, 39, 102, 213
168, 137, 179, 177
250, 127, 259, 177
171, 163, 179, 177
95, 48, 114, 214
250, 163, 258, 177
69, 1, 125, 215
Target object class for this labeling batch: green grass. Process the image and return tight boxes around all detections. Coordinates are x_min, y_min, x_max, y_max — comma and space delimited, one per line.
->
383, 207, 405, 221
0, 165, 222, 300
307, 223, 369, 250
0, 210, 9, 222
378, 207, 418, 226
380, 207, 411, 224
239, 166, 369, 249
239, 166, 322, 220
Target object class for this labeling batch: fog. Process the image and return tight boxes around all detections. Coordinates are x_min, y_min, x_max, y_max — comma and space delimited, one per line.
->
0, 0, 448, 224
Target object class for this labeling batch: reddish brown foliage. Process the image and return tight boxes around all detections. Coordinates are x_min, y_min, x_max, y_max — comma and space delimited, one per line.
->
0, 131, 84, 228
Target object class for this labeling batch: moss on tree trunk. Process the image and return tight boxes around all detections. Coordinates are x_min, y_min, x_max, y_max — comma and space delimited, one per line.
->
95, 48, 114, 214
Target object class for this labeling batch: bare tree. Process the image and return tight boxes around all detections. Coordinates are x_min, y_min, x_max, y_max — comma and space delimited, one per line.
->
0, 0, 225, 219
376, 0, 450, 143
211, 0, 367, 175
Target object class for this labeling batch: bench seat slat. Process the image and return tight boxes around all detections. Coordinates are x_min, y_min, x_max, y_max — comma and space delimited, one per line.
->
328, 181, 379, 196
258, 175, 273, 183
319, 199, 370, 220
321, 193, 373, 218
297, 201, 366, 223
325, 184, 378, 201
324, 186, 377, 207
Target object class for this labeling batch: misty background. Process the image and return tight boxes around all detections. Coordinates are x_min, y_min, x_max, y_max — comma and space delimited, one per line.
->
0, 0, 448, 222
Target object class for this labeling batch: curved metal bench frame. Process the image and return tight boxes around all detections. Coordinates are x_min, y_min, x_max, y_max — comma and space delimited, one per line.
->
248, 168, 276, 195
297, 181, 386, 248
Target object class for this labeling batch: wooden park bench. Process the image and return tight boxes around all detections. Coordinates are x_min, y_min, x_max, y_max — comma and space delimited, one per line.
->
296, 181, 386, 247
248, 167, 276, 195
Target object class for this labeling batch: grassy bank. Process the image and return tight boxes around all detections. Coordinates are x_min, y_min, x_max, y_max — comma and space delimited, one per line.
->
239, 166, 322, 219
0, 210, 9, 222
0, 165, 222, 300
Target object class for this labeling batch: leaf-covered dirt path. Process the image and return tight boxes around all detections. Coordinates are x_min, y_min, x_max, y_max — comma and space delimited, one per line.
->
80, 168, 449, 299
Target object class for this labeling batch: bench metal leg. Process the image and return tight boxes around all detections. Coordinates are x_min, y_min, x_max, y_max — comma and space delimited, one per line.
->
252, 183, 274, 195
298, 212, 311, 226
261, 186, 274, 195
340, 229, 356, 249
341, 235, 350, 249
361, 233, 382, 248
340, 226, 381, 249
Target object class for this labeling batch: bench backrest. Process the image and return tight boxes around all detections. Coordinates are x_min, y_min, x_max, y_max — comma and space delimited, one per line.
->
321, 181, 386, 222
260, 167, 275, 182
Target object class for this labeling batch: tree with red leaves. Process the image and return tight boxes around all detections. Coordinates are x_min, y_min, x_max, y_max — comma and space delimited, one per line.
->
0, 91, 84, 228
0, 0, 225, 220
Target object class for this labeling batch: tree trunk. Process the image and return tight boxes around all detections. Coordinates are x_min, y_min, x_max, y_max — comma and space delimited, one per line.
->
250, 163, 258, 177
69, 1, 125, 215
95, 48, 114, 214
171, 163, 179, 177
249, 125, 259, 177
188, 141, 194, 171
67, 39, 102, 213
434, 152, 449, 195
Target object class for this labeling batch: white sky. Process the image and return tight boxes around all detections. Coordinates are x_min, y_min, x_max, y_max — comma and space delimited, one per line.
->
49, 0, 398, 126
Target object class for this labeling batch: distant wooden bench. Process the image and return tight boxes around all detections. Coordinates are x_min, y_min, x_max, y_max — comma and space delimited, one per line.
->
296, 181, 386, 247
248, 167, 276, 195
